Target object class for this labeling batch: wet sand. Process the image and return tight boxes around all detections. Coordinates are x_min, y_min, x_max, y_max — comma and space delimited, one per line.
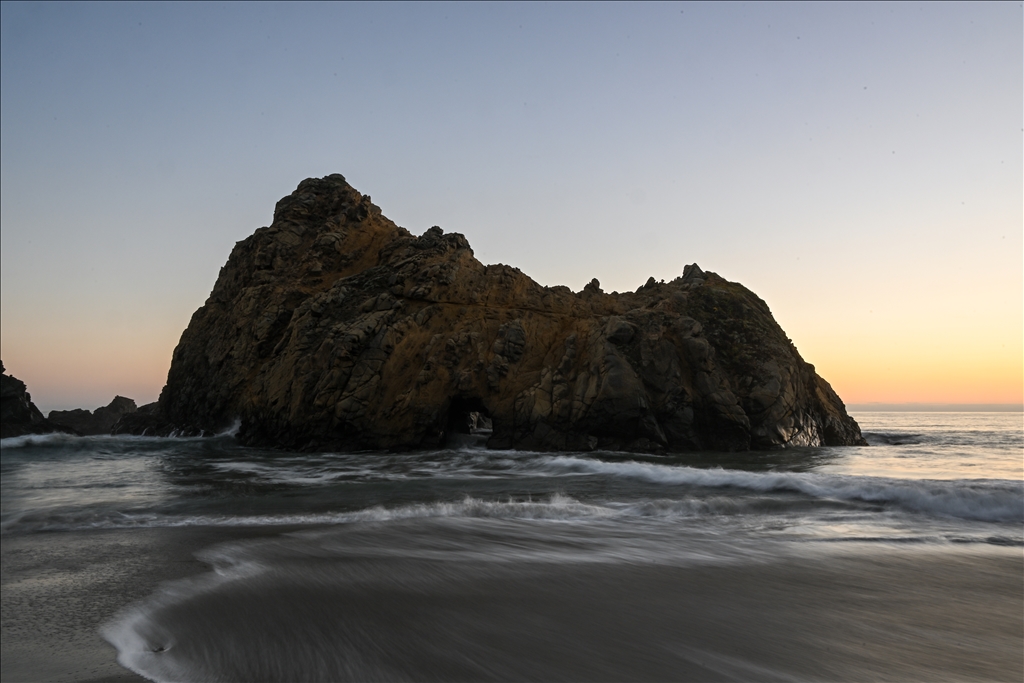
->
3, 527, 1022, 682
1, 527, 295, 683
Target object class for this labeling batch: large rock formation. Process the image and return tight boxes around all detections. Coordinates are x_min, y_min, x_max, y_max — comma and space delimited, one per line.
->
0, 361, 68, 438
49, 396, 137, 435
143, 174, 865, 451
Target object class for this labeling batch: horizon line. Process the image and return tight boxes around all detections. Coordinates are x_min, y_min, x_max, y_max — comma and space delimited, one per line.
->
847, 403, 1023, 412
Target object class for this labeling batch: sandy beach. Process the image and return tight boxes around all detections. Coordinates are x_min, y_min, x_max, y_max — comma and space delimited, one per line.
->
1, 527, 297, 683
3, 524, 1021, 682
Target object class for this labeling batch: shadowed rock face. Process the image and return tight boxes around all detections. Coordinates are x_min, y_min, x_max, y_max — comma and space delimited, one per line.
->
110, 401, 172, 437
150, 174, 865, 451
49, 396, 137, 436
0, 361, 67, 438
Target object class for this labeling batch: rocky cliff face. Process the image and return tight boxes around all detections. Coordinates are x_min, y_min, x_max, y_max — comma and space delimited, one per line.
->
150, 174, 865, 451
0, 361, 67, 438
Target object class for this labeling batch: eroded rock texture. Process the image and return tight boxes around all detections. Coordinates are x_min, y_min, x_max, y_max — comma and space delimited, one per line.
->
152, 174, 865, 451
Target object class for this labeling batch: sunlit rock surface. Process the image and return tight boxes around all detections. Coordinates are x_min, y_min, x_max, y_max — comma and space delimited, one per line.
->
142, 174, 865, 451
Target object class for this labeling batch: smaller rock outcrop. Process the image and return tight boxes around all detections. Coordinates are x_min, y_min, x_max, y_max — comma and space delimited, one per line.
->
0, 361, 67, 438
49, 396, 138, 435
110, 401, 187, 437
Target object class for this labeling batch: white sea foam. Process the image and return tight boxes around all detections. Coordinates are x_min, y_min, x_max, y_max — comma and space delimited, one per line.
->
0, 431, 202, 450
1, 432, 85, 449
216, 419, 242, 437
7, 473, 1021, 536
542, 456, 1024, 523
343, 492, 617, 522
100, 548, 266, 683
3, 494, 620, 532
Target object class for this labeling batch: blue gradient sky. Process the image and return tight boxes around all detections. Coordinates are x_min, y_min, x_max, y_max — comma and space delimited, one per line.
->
1, 1, 1021, 412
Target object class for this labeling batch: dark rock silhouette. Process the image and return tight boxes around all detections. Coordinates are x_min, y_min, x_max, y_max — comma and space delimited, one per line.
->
134, 174, 865, 451
49, 396, 137, 435
0, 361, 68, 438
110, 401, 179, 437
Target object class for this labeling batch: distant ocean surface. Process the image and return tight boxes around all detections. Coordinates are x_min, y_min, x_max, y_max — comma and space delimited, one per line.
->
2, 412, 1022, 682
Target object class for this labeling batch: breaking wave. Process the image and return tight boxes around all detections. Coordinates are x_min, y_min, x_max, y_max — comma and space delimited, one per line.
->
862, 431, 925, 446
542, 457, 1024, 523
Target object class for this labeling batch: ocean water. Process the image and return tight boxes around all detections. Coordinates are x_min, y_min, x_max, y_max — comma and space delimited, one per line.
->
2, 412, 1022, 681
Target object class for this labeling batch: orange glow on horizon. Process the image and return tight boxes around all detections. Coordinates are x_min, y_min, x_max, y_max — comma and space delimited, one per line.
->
810, 349, 1023, 405
3, 288, 1021, 412
5, 341, 1021, 415
1, 332, 175, 414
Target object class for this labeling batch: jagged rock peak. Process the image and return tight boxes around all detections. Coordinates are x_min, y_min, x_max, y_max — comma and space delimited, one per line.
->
141, 174, 865, 452
682, 263, 705, 283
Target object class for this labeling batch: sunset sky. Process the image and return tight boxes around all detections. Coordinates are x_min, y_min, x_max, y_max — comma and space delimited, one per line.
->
1, 2, 1021, 413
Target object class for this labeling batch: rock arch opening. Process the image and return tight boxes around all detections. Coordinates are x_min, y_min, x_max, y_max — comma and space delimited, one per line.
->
442, 396, 492, 448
